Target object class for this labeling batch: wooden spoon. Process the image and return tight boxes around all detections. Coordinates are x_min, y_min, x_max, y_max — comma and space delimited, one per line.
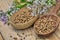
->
9, 7, 39, 29
34, 1, 60, 36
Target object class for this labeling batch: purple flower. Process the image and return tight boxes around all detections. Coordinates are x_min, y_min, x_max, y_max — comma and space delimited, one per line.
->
0, 14, 8, 23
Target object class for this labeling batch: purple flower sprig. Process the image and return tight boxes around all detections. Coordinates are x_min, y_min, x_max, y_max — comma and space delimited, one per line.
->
0, 11, 8, 24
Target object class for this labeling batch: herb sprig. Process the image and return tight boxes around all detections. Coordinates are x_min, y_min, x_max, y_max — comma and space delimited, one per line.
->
14, 0, 34, 9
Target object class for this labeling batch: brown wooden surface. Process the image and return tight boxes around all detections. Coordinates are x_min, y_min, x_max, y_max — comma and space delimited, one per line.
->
0, 0, 13, 12
0, 34, 3, 40
0, 0, 13, 40
0, 0, 60, 40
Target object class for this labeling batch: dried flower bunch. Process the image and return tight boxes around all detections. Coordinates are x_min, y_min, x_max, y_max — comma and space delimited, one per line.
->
34, 15, 59, 36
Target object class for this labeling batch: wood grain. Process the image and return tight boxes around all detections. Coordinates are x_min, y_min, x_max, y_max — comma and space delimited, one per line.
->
0, 0, 13, 12
0, 0, 60, 40
0, 34, 3, 40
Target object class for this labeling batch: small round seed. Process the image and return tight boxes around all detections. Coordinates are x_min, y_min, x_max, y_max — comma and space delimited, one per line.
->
34, 15, 58, 35
12, 8, 34, 24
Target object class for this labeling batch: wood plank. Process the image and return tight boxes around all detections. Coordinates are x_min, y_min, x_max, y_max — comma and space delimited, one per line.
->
0, 0, 60, 40
45, 34, 59, 40
0, 0, 13, 12
0, 34, 3, 40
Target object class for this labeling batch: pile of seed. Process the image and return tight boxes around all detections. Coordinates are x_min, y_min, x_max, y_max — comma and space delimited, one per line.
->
34, 15, 59, 35
11, 7, 34, 24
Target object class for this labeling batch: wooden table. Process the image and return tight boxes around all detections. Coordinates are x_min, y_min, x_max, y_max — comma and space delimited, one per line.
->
0, 34, 3, 40
0, 0, 60, 40
0, 0, 13, 12
0, 0, 13, 40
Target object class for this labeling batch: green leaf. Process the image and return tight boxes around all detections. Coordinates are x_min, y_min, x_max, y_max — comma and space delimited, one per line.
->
46, 0, 56, 5
16, 3, 27, 8
14, 0, 34, 9
7, 11, 11, 16
27, 2, 33, 4
20, 0, 26, 3
51, 0, 56, 5
0, 13, 2, 16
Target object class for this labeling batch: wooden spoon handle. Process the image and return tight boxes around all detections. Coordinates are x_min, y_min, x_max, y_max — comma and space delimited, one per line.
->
50, 1, 60, 14
56, 0, 60, 2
